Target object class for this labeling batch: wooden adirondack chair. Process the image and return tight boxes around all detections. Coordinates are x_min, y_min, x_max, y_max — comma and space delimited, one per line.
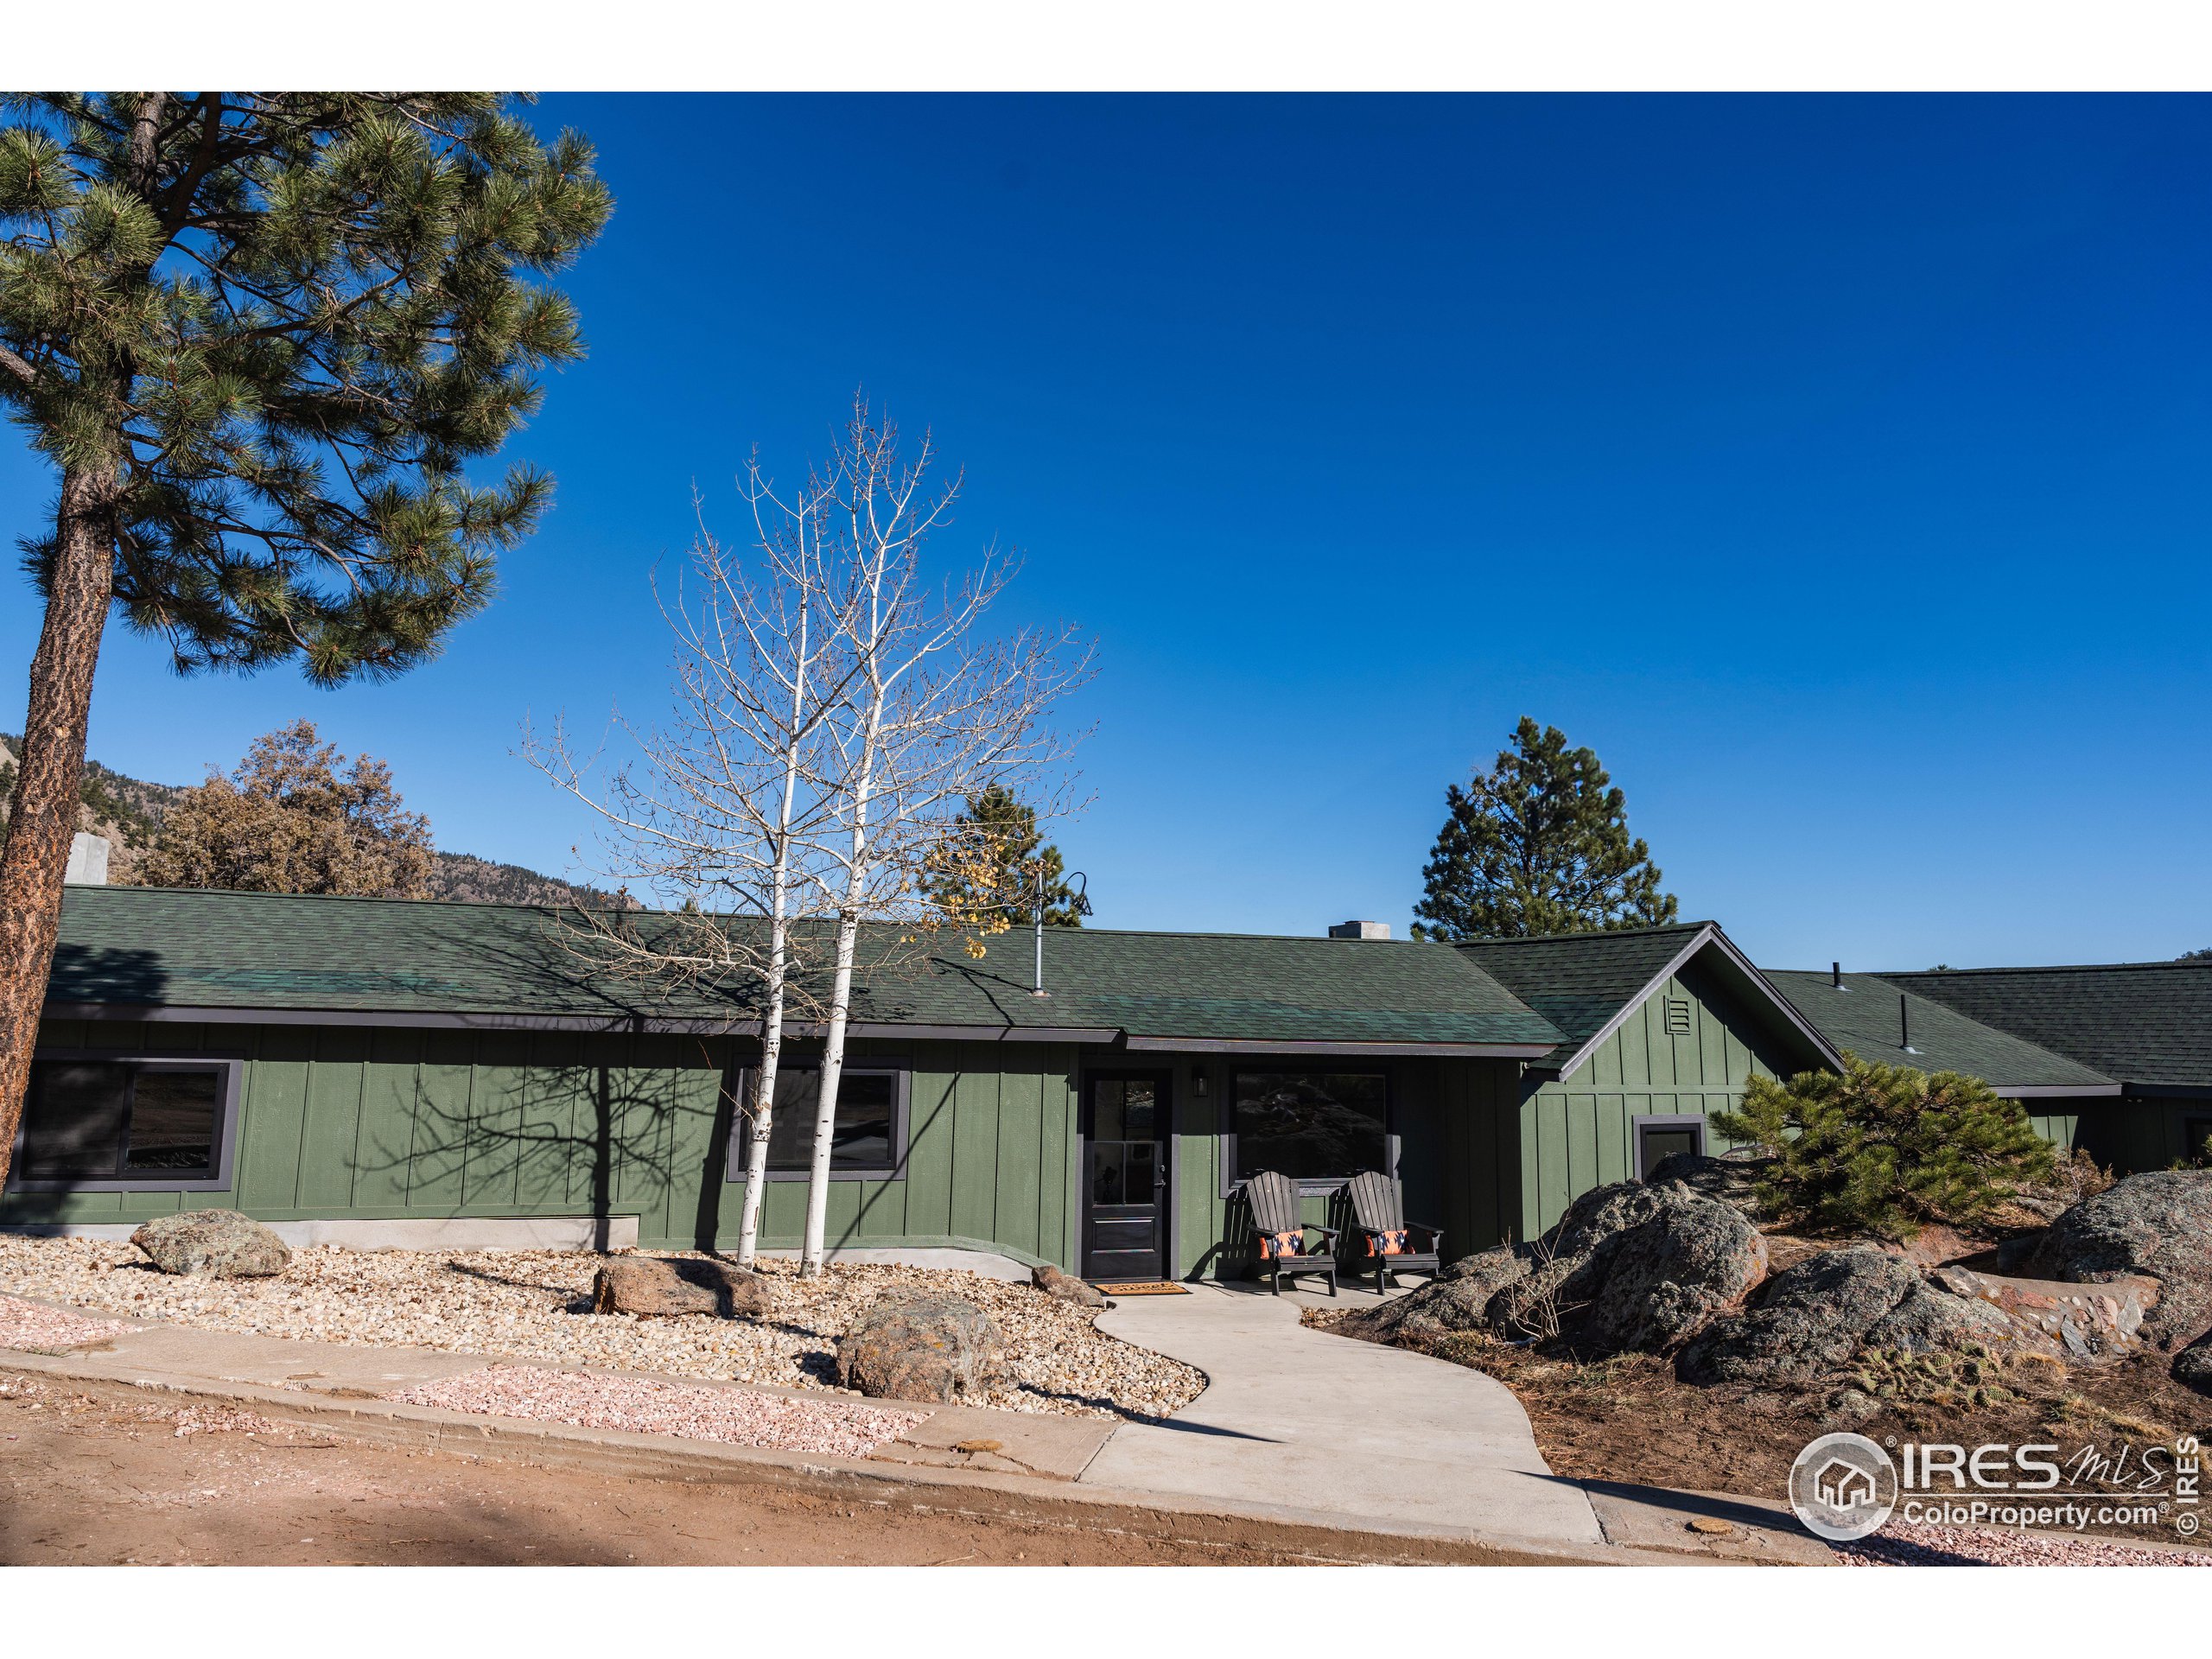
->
1345, 1169, 1444, 1292
1243, 1169, 1338, 1295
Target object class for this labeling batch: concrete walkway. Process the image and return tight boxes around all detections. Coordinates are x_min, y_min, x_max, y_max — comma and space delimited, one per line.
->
1082, 1284, 1606, 1550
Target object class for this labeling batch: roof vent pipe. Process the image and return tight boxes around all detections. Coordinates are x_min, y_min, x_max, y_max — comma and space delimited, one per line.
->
1832, 961, 1842, 989
1899, 993, 1918, 1054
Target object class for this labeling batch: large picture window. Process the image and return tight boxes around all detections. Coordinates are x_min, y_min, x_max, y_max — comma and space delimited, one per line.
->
1231, 1070, 1389, 1185
9, 1056, 239, 1192
727, 1066, 908, 1180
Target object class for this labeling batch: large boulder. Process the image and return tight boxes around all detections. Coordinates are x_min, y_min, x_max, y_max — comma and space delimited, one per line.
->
1344, 1180, 1764, 1357
131, 1209, 290, 1279
836, 1295, 1006, 1403
591, 1255, 768, 1319
1032, 1262, 1110, 1309
2017, 1170, 2212, 1351
1351, 1247, 1529, 1344
1678, 1246, 2029, 1387
1931, 1265, 2151, 1363
2173, 1334, 2212, 1397
1581, 1192, 1770, 1352
1644, 1149, 1775, 1214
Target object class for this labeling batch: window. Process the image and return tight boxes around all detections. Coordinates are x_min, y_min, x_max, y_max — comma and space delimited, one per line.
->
9, 1056, 238, 1192
726, 1065, 907, 1180
1231, 1070, 1389, 1185
1634, 1114, 1706, 1181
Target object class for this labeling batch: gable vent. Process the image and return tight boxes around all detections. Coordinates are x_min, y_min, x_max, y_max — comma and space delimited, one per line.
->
1663, 998, 1694, 1036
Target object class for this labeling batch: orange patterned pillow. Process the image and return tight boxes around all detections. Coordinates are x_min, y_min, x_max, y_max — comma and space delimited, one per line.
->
1367, 1228, 1410, 1256
1259, 1230, 1306, 1260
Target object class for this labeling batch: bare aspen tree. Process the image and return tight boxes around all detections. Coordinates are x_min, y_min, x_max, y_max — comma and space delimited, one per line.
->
524, 471, 859, 1265
794, 404, 1092, 1278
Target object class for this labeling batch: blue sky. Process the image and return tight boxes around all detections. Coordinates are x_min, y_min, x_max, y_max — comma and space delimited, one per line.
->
4, 94, 2209, 969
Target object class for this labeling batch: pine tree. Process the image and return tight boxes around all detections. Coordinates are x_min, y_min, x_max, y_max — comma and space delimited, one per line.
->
0, 95, 610, 1188
1713, 1055, 2056, 1238
925, 785, 1086, 931
1412, 717, 1677, 940
139, 720, 434, 898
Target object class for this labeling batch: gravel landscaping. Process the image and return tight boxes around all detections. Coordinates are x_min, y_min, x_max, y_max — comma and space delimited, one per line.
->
0, 1291, 142, 1355
0, 1236, 1205, 1421
390, 1363, 927, 1456
1834, 1520, 2211, 1567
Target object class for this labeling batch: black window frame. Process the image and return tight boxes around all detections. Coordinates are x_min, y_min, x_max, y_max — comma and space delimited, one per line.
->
1632, 1112, 1707, 1181
6, 1051, 245, 1193
1220, 1065, 1396, 1198
721, 1063, 912, 1183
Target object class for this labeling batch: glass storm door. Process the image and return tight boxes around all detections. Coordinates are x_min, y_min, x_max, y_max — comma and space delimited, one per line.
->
1082, 1075, 1170, 1282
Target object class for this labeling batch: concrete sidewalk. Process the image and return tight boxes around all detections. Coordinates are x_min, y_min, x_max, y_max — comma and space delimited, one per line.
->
1083, 1284, 1608, 1550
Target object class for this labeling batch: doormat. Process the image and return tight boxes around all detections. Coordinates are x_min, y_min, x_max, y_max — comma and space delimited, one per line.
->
1092, 1281, 1191, 1295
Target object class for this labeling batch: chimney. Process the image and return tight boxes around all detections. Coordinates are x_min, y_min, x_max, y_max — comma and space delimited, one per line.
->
64, 833, 110, 886
1328, 920, 1390, 941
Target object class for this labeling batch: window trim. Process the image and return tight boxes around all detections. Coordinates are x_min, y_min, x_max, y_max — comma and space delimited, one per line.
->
721, 1063, 912, 1183
1220, 1064, 1396, 1198
7, 1051, 245, 1193
1631, 1112, 1707, 1181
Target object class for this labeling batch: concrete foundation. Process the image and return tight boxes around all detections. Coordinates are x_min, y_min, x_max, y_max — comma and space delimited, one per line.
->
3, 1221, 1032, 1275
3, 1216, 643, 1252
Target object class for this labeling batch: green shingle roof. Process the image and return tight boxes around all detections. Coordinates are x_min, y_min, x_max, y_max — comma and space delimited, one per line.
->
48, 886, 1566, 1052
1883, 961, 2212, 1090
1764, 969, 2113, 1090
1453, 923, 1718, 1065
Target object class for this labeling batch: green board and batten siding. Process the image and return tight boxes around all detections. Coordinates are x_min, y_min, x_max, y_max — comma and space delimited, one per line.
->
1514, 958, 1803, 1238
13, 1020, 1080, 1263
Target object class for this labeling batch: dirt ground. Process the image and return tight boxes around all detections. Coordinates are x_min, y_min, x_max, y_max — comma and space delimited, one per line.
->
1313, 1255, 2212, 1551
0, 1370, 1332, 1567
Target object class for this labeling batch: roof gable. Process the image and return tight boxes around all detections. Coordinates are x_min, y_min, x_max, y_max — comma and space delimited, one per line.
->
1455, 922, 1843, 1079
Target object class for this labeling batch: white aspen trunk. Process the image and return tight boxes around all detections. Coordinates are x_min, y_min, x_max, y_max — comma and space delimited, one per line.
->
800, 677, 883, 1278
734, 907, 787, 1265
734, 588, 811, 1266
801, 900, 862, 1277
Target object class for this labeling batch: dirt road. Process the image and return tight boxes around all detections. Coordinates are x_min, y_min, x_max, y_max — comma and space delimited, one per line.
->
0, 1372, 1350, 1567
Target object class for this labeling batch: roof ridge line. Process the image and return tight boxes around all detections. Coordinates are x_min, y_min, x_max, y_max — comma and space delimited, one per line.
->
1452, 919, 1718, 946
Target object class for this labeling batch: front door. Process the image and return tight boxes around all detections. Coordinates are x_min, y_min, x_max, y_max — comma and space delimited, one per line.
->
1082, 1073, 1170, 1282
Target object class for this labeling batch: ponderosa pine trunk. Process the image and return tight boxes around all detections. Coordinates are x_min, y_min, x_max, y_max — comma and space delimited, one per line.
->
0, 465, 118, 1188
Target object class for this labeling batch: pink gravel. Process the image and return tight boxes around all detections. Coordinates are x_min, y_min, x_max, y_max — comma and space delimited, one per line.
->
1834, 1519, 2211, 1567
388, 1364, 929, 1458
0, 1292, 141, 1354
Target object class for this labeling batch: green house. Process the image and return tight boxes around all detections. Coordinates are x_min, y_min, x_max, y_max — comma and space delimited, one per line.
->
9, 887, 1861, 1278
10, 887, 2197, 1280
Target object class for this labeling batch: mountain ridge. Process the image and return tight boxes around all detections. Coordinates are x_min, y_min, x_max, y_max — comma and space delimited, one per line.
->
0, 734, 626, 909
